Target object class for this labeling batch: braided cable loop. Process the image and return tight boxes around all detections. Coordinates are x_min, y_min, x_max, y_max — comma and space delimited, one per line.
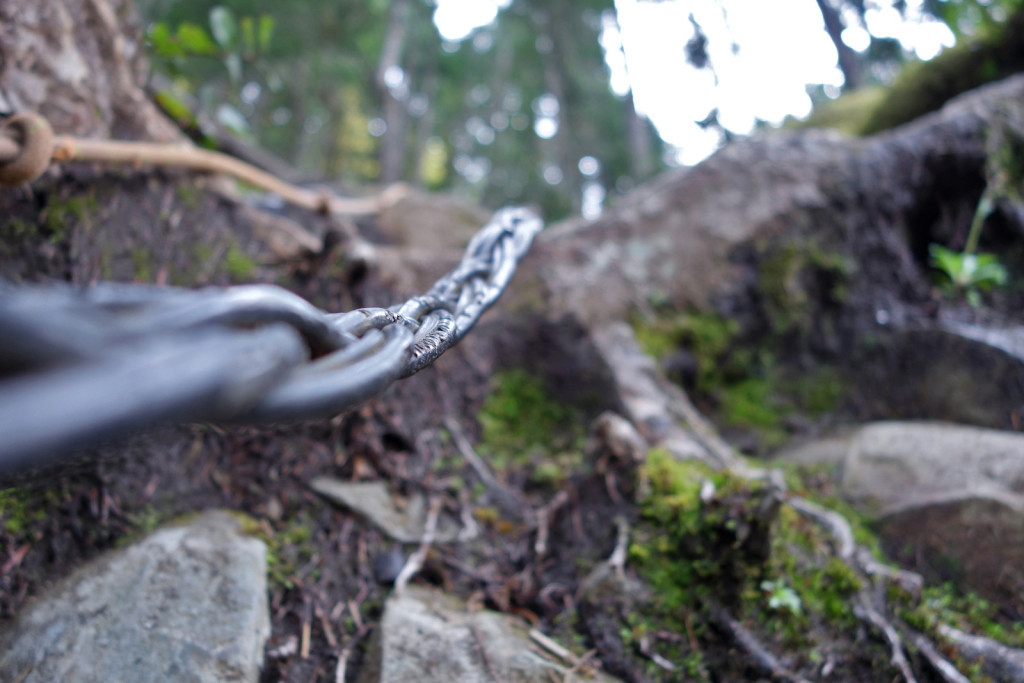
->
0, 207, 542, 469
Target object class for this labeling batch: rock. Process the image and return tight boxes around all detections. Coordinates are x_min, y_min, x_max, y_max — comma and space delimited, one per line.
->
841, 421, 1024, 513
771, 430, 857, 467
373, 547, 406, 585
778, 421, 1024, 608
0, 510, 270, 682
849, 320, 1024, 430
357, 584, 621, 682
309, 478, 462, 543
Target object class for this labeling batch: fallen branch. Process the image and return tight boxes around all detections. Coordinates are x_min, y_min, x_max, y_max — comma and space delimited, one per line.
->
637, 636, 676, 672
335, 622, 374, 683
854, 593, 917, 683
529, 628, 579, 667
444, 417, 503, 493
394, 496, 442, 593
607, 516, 630, 576
534, 489, 570, 557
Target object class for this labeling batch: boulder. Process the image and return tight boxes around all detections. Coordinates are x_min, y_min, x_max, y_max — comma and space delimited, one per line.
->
0, 510, 270, 682
778, 421, 1024, 608
357, 584, 621, 682
848, 319, 1024, 430
841, 421, 1024, 513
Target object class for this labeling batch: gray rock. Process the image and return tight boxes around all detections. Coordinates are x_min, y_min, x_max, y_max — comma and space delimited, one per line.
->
841, 421, 1024, 514
358, 584, 621, 682
779, 421, 1024, 605
849, 322, 1024, 430
309, 478, 462, 543
0, 510, 270, 683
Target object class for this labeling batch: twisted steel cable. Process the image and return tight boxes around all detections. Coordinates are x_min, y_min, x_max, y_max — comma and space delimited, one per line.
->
0, 206, 543, 471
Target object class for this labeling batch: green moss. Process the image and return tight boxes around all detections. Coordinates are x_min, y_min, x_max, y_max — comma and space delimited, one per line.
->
719, 378, 789, 448
759, 242, 850, 338
225, 243, 256, 282
862, 9, 1024, 135
632, 300, 848, 455
789, 86, 888, 136
530, 461, 566, 488
263, 518, 317, 590
43, 196, 97, 243
632, 311, 738, 391
174, 182, 204, 210
631, 450, 772, 611
477, 369, 583, 469
783, 366, 844, 414
131, 248, 155, 282
0, 488, 59, 541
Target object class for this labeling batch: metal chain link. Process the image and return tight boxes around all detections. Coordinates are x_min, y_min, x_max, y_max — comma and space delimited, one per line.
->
0, 206, 543, 471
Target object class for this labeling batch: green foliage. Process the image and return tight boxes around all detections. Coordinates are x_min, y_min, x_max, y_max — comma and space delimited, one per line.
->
137, 0, 660, 215
929, 188, 1009, 306
862, 5, 1024, 134
477, 369, 582, 468
929, 244, 1008, 305
761, 579, 802, 615
147, 5, 275, 85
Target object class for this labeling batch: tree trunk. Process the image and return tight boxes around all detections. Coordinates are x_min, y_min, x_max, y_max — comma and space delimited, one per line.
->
376, 0, 411, 184
624, 89, 655, 181
815, 0, 861, 89
0, 0, 182, 142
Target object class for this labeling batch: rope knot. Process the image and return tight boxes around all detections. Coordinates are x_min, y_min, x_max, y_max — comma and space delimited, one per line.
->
0, 113, 54, 186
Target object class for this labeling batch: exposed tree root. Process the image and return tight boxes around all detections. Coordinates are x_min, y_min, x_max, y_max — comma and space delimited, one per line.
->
855, 592, 918, 683
903, 626, 971, 683
394, 496, 442, 593
938, 624, 1024, 683
706, 600, 811, 683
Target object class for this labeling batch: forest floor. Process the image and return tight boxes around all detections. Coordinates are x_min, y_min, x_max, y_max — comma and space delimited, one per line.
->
1, 168, 1020, 683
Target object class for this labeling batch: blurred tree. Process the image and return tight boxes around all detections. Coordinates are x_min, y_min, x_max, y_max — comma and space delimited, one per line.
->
136, 0, 664, 219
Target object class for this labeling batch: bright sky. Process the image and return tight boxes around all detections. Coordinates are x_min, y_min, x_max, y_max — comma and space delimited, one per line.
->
433, 0, 956, 166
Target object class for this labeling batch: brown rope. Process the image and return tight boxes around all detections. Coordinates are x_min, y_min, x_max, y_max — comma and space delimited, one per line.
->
0, 111, 384, 216
0, 113, 55, 185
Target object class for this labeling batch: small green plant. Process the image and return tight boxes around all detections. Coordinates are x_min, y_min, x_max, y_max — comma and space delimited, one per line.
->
148, 6, 274, 84
147, 6, 276, 138
761, 579, 802, 615
929, 191, 1008, 306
